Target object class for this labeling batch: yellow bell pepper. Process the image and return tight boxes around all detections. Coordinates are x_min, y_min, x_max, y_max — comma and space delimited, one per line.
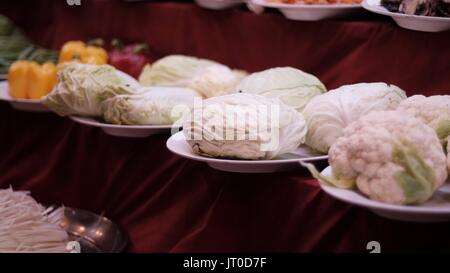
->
8, 61, 57, 99
59, 40, 108, 65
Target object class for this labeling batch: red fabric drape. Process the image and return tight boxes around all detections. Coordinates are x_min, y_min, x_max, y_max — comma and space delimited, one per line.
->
0, 0, 449, 252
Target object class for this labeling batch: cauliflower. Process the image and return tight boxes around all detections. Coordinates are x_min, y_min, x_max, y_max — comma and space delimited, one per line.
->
397, 95, 450, 146
303, 111, 448, 205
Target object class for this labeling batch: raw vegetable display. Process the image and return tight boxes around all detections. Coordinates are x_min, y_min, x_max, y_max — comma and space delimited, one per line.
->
303, 111, 448, 205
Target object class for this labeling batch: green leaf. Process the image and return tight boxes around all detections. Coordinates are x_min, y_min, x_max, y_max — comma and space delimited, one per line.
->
392, 137, 435, 204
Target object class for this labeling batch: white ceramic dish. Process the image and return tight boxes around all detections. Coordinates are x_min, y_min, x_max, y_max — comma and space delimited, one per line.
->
0, 81, 49, 112
166, 131, 328, 173
320, 166, 450, 222
362, 0, 450, 32
70, 116, 176, 138
195, 0, 244, 9
251, 0, 361, 21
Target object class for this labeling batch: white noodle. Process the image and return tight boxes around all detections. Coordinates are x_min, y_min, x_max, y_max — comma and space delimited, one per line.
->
0, 187, 69, 253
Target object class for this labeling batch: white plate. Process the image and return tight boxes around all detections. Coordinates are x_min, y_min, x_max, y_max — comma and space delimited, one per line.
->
320, 166, 450, 222
251, 0, 361, 21
166, 131, 328, 173
0, 81, 50, 112
70, 116, 176, 138
195, 0, 244, 9
362, 0, 450, 32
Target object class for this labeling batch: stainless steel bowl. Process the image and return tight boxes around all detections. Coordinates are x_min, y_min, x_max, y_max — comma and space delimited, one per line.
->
60, 207, 128, 253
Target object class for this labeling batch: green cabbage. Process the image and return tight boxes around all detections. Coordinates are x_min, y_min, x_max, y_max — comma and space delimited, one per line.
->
302, 138, 437, 204
183, 93, 307, 160
102, 87, 197, 125
138, 55, 245, 98
187, 65, 246, 98
236, 67, 326, 113
42, 63, 139, 117
139, 55, 220, 87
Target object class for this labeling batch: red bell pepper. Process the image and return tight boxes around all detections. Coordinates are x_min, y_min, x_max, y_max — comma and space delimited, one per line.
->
108, 39, 152, 79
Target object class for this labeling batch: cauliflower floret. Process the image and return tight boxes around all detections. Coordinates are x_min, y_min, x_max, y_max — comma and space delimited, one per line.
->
327, 111, 448, 205
397, 95, 450, 145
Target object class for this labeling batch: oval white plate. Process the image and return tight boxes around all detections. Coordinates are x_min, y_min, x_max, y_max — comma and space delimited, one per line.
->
320, 166, 450, 222
195, 0, 244, 9
0, 81, 50, 112
362, 0, 450, 32
251, 0, 361, 21
70, 116, 176, 138
166, 131, 328, 173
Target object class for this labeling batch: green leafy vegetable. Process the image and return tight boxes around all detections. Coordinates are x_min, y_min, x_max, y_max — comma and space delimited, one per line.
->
42, 63, 140, 117
236, 67, 326, 113
392, 138, 435, 204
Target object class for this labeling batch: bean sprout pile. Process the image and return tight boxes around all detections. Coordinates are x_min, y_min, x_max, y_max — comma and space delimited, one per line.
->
0, 187, 69, 252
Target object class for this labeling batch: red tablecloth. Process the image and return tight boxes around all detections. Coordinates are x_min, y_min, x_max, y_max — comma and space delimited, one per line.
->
0, 0, 450, 252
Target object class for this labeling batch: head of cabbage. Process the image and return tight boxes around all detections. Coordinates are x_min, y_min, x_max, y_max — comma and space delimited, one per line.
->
138, 55, 246, 98
235, 67, 327, 113
102, 86, 198, 125
447, 137, 450, 172
303, 82, 407, 153
42, 63, 140, 117
182, 93, 307, 160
